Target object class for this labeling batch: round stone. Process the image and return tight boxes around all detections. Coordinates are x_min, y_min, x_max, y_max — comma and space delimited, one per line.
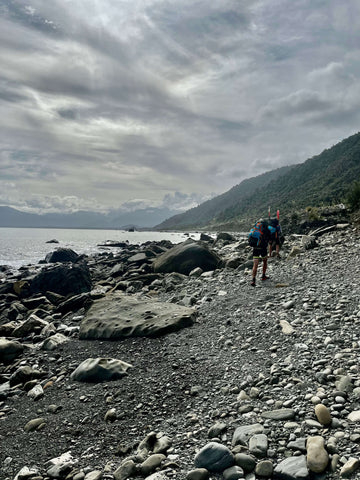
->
314, 404, 332, 426
255, 460, 273, 477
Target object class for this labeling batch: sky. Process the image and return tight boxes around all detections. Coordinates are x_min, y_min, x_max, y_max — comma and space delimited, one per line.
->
1, 0, 360, 215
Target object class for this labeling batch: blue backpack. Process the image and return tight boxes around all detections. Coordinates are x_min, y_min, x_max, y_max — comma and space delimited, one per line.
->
248, 220, 267, 247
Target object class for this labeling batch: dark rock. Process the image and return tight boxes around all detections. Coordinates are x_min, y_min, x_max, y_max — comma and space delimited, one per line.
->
29, 263, 92, 296
55, 293, 93, 314
0, 338, 24, 364
215, 232, 235, 243
128, 251, 156, 264
10, 366, 43, 387
22, 296, 52, 310
194, 442, 234, 473
200, 233, 213, 242
45, 248, 80, 263
153, 241, 221, 275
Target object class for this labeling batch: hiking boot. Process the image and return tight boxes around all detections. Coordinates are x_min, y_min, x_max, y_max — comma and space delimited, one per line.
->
261, 275, 269, 281
251, 279, 256, 287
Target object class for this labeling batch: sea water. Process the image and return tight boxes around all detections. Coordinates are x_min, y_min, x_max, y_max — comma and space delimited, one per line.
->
0, 227, 201, 270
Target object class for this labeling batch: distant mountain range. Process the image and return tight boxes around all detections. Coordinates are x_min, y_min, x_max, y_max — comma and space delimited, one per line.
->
0, 205, 181, 230
1, 132, 359, 231
155, 131, 360, 231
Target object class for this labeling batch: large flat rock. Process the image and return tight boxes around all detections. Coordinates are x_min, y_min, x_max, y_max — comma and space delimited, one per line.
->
79, 293, 196, 340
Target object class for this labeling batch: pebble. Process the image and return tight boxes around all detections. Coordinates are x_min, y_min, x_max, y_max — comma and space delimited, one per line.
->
347, 410, 360, 422
84, 471, 103, 480
273, 455, 308, 479
249, 434, 268, 458
234, 453, 256, 473
223, 465, 244, 480
113, 460, 136, 480
261, 408, 295, 420
340, 457, 360, 477
255, 460, 273, 477
186, 468, 209, 480
23, 418, 46, 432
306, 436, 329, 473
314, 404, 332, 426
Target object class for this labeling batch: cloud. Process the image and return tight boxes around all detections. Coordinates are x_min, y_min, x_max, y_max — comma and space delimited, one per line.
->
1, 0, 360, 215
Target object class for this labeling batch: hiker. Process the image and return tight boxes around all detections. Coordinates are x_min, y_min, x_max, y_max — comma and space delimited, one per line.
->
268, 217, 282, 258
248, 219, 272, 287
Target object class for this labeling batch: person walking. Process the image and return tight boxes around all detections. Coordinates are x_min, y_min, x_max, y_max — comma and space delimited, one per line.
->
248, 219, 272, 287
268, 217, 282, 258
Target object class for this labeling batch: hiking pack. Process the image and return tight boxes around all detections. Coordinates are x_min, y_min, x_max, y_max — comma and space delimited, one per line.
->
248, 220, 268, 247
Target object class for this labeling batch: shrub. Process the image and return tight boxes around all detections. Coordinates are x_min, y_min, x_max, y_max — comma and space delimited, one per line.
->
346, 181, 360, 211
291, 211, 300, 223
306, 206, 320, 221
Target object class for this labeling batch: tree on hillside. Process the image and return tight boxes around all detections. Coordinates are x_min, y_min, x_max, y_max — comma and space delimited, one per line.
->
346, 181, 360, 211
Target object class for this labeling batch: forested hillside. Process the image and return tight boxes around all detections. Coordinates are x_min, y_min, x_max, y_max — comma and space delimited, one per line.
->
156, 132, 360, 231
155, 166, 295, 230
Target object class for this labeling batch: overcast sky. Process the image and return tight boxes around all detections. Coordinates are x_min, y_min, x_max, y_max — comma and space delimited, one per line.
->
1, 0, 360, 214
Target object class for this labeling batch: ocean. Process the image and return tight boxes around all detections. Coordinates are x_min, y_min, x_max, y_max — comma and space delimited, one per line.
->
0, 227, 201, 271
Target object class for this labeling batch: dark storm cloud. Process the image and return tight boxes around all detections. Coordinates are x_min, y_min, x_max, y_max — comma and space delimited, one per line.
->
0, 0, 360, 213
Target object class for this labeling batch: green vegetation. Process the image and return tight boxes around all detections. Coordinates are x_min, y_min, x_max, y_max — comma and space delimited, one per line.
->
305, 206, 321, 221
346, 181, 360, 211
156, 131, 360, 231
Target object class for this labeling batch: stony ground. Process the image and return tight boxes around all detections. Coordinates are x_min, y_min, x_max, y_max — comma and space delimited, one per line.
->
1, 227, 360, 480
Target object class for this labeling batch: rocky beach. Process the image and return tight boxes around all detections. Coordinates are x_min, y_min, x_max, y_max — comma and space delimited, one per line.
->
1, 222, 360, 480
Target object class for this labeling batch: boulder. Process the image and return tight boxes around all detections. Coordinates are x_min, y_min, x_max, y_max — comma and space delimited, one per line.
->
45, 248, 79, 263
200, 233, 213, 242
10, 366, 42, 386
41, 333, 68, 351
79, 292, 196, 340
0, 338, 24, 364
194, 442, 234, 473
216, 232, 236, 243
55, 293, 93, 314
153, 241, 221, 275
29, 263, 92, 296
12, 314, 49, 338
70, 357, 132, 382
128, 251, 155, 264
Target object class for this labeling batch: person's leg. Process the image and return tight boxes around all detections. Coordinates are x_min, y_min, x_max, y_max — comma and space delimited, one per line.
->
261, 246, 270, 280
262, 257, 268, 277
252, 258, 259, 286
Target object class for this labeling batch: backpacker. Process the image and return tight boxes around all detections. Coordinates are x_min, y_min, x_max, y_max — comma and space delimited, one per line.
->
248, 220, 267, 247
